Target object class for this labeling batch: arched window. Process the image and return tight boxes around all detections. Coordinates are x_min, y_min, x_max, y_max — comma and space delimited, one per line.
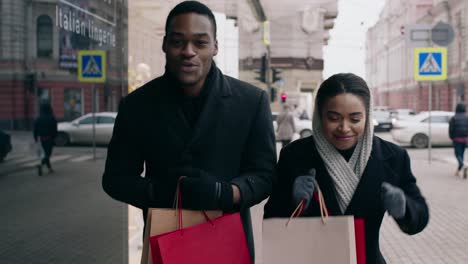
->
37, 15, 53, 58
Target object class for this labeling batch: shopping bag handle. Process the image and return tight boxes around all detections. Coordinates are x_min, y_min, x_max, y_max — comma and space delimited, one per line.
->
175, 177, 214, 233
287, 179, 329, 226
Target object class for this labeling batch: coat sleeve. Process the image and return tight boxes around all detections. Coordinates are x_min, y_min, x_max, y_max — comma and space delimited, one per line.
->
53, 119, 58, 138
230, 91, 276, 209
102, 98, 151, 209
33, 119, 38, 142
263, 145, 297, 218
395, 149, 429, 235
449, 117, 455, 140
291, 115, 296, 133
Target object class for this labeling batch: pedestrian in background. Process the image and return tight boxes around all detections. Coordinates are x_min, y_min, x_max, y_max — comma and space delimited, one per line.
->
33, 103, 58, 176
449, 102, 468, 179
264, 73, 429, 263
276, 104, 296, 148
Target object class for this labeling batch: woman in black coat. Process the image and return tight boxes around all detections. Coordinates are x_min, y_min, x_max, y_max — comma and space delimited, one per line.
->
33, 103, 58, 175
264, 73, 429, 264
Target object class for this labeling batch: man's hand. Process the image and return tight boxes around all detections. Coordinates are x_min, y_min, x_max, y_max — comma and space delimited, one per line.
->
176, 169, 236, 210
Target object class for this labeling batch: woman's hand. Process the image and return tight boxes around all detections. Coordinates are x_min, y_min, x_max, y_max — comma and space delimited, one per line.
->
292, 169, 316, 208
381, 182, 407, 219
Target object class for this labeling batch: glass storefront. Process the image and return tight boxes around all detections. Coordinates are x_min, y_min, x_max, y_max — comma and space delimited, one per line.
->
63, 87, 83, 121
0, 0, 128, 129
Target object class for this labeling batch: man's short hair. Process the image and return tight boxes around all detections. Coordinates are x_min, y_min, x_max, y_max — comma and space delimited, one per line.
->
165, 1, 217, 39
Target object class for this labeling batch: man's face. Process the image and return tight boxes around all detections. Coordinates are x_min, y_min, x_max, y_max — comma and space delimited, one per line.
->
163, 13, 218, 89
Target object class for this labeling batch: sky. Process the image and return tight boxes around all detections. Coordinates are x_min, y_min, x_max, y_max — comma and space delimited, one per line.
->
323, 0, 386, 79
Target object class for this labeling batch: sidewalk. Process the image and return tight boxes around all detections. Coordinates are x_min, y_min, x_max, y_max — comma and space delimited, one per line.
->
0, 158, 127, 264
5, 130, 34, 154
380, 155, 468, 263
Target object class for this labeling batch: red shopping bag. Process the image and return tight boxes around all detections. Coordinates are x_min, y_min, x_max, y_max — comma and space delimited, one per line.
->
150, 213, 251, 264
354, 218, 366, 264
149, 178, 251, 264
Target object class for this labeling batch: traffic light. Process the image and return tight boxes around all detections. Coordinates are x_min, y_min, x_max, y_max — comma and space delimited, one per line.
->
254, 54, 267, 83
281, 93, 287, 103
272, 67, 282, 83
24, 73, 36, 93
270, 87, 277, 102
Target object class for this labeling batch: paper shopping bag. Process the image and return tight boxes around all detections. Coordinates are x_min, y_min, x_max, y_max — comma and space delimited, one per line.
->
150, 213, 251, 264
140, 208, 221, 264
263, 215, 357, 264
263, 181, 359, 264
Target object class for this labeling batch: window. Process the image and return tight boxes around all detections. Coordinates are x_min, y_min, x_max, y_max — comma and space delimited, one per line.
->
421, 116, 450, 123
39, 88, 51, 104
79, 116, 96, 125
64, 88, 83, 121
98, 116, 115, 124
37, 15, 53, 58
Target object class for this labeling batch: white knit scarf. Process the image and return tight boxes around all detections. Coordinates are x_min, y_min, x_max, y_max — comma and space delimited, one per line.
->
312, 96, 374, 213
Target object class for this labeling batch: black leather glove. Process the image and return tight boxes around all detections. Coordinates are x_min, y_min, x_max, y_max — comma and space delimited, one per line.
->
292, 169, 316, 209
382, 182, 407, 219
178, 169, 234, 211
145, 167, 201, 206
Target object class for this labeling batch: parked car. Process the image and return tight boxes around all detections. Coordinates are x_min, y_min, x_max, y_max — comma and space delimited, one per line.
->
272, 112, 312, 140
0, 130, 12, 161
373, 110, 393, 132
390, 108, 417, 123
391, 111, 454, 148
55, 112, 117, 146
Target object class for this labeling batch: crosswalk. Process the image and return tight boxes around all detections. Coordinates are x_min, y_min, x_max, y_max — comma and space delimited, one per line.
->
0, 153, 98, 174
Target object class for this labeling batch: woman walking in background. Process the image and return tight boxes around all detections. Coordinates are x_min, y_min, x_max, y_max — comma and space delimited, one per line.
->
449, 103, 468, 179
276, 104, 296, 148
33, 103, 58, 176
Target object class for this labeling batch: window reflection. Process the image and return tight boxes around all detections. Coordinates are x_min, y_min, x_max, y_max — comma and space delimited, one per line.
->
37, 15, 53, 58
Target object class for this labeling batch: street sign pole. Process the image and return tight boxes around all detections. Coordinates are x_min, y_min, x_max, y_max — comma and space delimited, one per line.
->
263, 21, 271, 100
410, 21, 453, 164
428, 81, 432, 164
92, 84, 96, 161
78, 50, 106, 161
414, 46, 447, 164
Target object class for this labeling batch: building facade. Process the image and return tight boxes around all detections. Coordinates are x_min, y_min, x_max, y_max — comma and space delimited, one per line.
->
239, 0, 338, 114
366, 0, 468, 112
0, 0, 128, 129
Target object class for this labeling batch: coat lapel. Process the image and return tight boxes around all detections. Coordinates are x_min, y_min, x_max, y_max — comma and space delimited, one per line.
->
157, 77, 192, 145
187, 67, 231, 149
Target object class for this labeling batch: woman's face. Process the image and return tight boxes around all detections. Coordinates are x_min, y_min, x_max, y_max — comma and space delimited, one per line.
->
321, 93, 367, 150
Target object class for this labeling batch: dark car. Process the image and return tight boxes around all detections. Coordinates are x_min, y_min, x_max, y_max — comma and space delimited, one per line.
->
0, 130, 12, 162
373, 110, 393, 132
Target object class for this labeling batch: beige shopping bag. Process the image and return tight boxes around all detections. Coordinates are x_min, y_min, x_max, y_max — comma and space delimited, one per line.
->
140, 208, 222, 264
262, 183, 357, 264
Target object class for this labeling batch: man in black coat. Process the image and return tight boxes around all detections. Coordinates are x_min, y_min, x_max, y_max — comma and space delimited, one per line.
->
102, 1, 276, 261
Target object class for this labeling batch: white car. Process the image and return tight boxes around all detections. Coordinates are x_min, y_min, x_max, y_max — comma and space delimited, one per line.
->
390, 108, 417, 124
272, 112, 312, 140
391, 111, 454, 148
55, 112, 117, 146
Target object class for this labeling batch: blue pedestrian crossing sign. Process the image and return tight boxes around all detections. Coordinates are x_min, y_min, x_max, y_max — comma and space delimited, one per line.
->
414, 47, 447, 81
78, 50, 106, 83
